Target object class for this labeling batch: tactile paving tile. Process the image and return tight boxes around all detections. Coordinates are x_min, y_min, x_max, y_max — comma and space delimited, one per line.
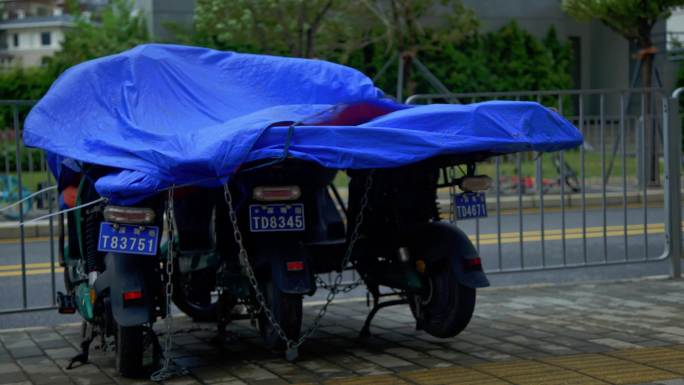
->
474, 360, 608, 385
399, 366, 510, 385
541, 353, 679, 384
606, 348, 684, 375
324, 374, 410, 385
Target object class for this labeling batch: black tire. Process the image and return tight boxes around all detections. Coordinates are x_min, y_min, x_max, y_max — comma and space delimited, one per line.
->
258, 281, 302, 352
172, 266, 218, 322
408, 225, 477, 338
115, 325, 144, 377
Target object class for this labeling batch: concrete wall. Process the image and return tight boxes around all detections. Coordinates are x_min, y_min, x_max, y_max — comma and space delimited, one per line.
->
137, 0, 194, 41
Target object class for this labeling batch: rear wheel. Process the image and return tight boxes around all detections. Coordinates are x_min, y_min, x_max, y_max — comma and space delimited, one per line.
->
257, 281, 302, 352
408, 228, 476, 338
409, 267, 476, 338
115, 325, 144, 377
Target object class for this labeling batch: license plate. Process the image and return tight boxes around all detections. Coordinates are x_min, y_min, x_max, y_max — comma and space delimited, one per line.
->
454, 192, 488, 220
249, 204, 305, 232
97, 222, 159, 256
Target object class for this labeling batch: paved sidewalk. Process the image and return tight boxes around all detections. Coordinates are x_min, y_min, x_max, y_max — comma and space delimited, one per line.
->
4, 278, 684, 384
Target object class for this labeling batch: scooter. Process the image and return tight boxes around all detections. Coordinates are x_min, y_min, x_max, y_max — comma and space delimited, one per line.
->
57, 166, 166, 377
348, 156, 491, 338
212, 155, 490, 355
213, 160, 345, 352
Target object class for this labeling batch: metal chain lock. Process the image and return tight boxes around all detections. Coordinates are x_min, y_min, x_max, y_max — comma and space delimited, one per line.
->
223, 170, 374, 361
150, 187, 188, 381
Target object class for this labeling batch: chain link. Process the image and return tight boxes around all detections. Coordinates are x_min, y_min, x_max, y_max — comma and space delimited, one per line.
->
223, 171, 374, 359
150, 187, 189, 381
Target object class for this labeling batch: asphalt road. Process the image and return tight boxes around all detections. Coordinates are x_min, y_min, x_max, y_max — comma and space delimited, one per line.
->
0, 203, 674, 329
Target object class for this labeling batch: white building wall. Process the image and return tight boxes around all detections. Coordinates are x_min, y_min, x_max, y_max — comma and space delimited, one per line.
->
3, 26, 66, 66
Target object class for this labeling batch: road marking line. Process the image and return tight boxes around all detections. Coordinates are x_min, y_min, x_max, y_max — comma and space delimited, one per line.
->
0, 222, 673, 277
0, 236, 51, 245
0, 262, 60, 271
474, 222, 665, 240
475, 227, 665, 245
0, 268, 58, 277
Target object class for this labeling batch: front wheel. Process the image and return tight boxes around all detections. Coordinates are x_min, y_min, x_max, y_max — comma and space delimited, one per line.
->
172, 266, 218, 322
408, 242, 476, 338
257, 281, 302, 352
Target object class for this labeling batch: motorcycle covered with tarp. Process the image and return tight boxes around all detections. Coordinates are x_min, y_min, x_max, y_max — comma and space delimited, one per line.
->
23, 44, 582, 377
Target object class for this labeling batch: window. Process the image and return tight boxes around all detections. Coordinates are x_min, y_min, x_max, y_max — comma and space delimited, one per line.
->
41, 32, 51, 46
12, 34, 18, 47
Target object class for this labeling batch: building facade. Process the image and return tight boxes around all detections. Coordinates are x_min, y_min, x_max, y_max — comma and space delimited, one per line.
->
0, 0, 73, 68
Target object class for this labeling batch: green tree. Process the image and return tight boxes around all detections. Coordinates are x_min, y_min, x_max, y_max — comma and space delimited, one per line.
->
562, 0, 684, 185
47, 0, 149, 75
193, 0, 479, 96
194, 0, 343, 58
562, 0, 683, 90
0, 68, 54, 129
419, 22, 573, 96
363, 0, 479, 97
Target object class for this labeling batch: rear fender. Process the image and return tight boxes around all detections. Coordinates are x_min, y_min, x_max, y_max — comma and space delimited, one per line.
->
94, 253, 154, 327
252, 242, 315, 295
412, 222, 490, 289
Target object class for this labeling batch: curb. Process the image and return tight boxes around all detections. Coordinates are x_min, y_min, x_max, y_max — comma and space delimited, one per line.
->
0, 220, 57, 240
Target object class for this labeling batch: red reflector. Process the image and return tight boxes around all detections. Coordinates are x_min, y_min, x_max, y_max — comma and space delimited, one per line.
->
464, 258, 482, 268
123, 291, 143, 301
253, 186, 301, 201
286, 261, 304, 271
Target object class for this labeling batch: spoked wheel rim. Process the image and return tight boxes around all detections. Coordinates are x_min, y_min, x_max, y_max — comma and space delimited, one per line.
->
172, 266, 219, 322
419, 277, 434, 307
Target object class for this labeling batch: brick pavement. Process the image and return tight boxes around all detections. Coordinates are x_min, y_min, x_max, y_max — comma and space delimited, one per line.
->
4, 278, 684, 384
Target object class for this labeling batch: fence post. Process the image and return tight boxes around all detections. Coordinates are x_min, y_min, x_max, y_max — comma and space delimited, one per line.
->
666, 90, 683, 278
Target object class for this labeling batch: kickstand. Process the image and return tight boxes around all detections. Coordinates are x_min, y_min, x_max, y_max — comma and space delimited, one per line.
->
66, 337, 94, 370
359, 297, 408, 338
212, 293, 232, 348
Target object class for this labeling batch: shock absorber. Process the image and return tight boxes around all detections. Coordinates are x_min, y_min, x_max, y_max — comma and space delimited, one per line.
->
430, 184, 440, 221
84, 206, 101, 277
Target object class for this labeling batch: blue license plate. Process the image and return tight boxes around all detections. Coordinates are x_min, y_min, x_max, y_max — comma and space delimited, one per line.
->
97, 222, 159, 256
249, 204, 305, 232
454, 192, 488, 220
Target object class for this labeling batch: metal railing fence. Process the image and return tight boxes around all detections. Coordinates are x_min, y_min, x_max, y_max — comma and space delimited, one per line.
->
0, 99, 59, 315
407, 88, 682, 277
0, 87, 682, 315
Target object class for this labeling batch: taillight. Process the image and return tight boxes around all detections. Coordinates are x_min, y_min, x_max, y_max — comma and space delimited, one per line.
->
103, 206, 155, 224
123, 290, 143, 301
286, 261, 304, 271
253, 186, 301, 201
463, 258, 482, 271
459, 176, 492, 192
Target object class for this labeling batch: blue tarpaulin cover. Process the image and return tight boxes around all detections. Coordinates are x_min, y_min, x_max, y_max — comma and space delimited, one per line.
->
23, 44, 582, 204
